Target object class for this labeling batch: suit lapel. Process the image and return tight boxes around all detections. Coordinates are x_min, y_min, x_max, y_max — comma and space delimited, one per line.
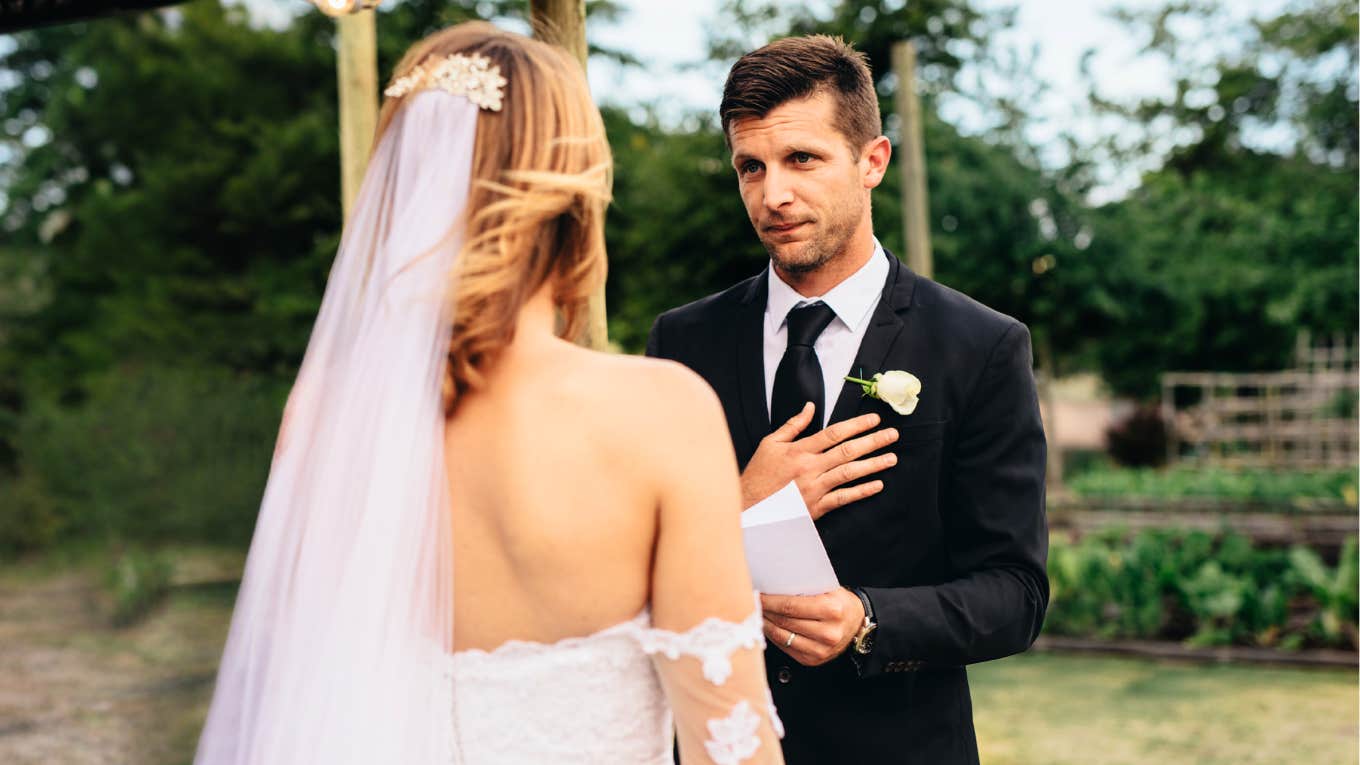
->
828, 252, 918, 425
735, 271, 771, 456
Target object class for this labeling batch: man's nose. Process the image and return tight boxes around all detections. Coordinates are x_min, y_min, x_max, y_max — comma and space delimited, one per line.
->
762, 167, 795, 210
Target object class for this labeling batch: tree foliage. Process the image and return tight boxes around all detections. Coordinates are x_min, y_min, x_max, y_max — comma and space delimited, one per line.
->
1081, 0, 1358, 394
0, 0, 1353, 548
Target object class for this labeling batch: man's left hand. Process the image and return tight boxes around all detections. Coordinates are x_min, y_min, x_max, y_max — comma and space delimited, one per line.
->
761, 589, 865, 667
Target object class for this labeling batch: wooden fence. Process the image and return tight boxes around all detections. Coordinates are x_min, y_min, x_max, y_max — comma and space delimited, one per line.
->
1161, 335, 1357, 469
1048, 496, 1356, 550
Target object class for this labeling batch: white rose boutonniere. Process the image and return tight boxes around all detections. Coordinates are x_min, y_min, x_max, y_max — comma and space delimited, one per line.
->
845, 370, 921, 416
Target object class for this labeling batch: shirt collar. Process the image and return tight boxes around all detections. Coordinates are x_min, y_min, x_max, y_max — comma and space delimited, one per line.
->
766, 238, 888, 334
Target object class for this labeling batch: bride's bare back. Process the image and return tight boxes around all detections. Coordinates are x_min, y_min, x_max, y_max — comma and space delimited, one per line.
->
444, 289, 754, 652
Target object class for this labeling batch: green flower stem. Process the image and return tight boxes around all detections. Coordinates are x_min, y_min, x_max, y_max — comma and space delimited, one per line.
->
844, 375, 877, 399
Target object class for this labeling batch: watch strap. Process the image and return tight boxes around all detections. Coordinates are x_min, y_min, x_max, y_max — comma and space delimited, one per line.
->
851, 587, 875, 624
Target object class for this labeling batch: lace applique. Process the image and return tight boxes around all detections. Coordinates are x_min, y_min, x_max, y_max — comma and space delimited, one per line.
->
763, 687, 785, 739
703, 700, 762, 765
638, 592, 765, 685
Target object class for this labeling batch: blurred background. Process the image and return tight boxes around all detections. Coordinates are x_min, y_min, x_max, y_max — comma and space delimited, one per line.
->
0, 1, 1355, 763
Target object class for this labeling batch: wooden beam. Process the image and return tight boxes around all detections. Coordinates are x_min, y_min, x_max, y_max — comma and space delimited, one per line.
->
334, 10, 378, 219
0, 0, 181, 32
1033, 636, 1359, 669
891, 40, 933, 280
529, 0, 608, 351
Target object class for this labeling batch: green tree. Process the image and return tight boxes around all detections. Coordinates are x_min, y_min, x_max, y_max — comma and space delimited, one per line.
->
706, 0, 1006, 99
0, 0, 637, 549
1081, 0, 1358, 395
0, 3, 343, 397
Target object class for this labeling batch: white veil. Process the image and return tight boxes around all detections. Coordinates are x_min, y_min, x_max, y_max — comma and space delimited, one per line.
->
194, 91, 478, 764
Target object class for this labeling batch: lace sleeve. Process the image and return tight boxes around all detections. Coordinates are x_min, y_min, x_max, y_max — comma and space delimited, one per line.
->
640, 592, 784, 765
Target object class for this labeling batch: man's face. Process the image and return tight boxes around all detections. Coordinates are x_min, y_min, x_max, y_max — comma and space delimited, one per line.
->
728, 91, 867, 275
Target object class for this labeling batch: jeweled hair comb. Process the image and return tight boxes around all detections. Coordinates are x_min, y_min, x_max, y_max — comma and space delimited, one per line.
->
383, 53, 508, 112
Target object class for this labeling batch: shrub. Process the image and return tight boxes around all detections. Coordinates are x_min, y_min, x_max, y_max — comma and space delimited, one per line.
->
1105, 404, 1170, 467
103, 546, 174, 627
6, 362, 286, 549
1067, 465, 1357, 505
1046, 529, 1358, 650
0, 471, 65, 558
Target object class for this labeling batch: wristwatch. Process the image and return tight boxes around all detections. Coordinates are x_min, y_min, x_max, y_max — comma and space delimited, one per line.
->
850, 588, 877, 655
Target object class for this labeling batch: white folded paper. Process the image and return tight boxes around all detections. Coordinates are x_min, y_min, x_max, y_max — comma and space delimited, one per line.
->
740, 481, 840, 596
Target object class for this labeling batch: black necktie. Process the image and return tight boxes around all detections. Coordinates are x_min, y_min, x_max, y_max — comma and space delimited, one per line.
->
771, 301, 837, 440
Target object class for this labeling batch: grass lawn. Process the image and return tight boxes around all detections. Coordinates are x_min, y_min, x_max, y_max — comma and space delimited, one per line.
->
2, 548, 1356, 764
972, 652, 1359, 765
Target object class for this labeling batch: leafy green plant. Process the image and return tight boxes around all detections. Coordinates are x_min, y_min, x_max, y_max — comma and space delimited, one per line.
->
1287, 538, 1360, 646
0, 471, 65, 557
103, 546, 174, 627
1068, 466, 1357, 505
1047, 529, 1168, 640
8, 363, 285, 548
1046, 530, 1358, 649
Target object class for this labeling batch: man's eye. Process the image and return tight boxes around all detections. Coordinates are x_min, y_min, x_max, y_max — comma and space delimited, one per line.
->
741, 161, 763, 175
793, 152, 813, 164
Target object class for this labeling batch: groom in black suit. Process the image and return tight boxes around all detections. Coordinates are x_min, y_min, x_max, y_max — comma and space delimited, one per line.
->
647, 35, 1048, 765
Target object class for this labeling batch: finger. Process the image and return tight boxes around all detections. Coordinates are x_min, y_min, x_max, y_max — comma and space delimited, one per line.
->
762, 618, 781, 646
815, 452, 897, 496
764, 613, 840, 646
812, 480, 885, 518
786, 638, 832, 667
768, 402, 816, 444
764, 619, 801, 652
761, 593, 840, 621
815, 427, 899, 473
799, 412, 881, 453
765, 619, 825, 664
800, 644, 836, 666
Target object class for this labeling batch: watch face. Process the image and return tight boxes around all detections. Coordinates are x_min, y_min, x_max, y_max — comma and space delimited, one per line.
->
854, 623, 877, 654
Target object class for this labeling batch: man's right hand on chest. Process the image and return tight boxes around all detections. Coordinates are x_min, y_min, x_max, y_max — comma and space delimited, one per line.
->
740, 402, 900, 520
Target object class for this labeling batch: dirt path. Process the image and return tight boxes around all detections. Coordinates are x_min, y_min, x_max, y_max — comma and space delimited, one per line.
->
0, 552, 239, 765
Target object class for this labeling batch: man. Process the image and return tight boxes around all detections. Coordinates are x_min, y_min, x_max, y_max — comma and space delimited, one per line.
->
646, 35, 1049, 764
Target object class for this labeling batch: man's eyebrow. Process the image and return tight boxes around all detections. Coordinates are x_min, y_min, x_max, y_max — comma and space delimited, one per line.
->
731, 142, 826, 165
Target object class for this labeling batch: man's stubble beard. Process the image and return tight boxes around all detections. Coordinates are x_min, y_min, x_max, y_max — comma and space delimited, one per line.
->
760, 196, 862, 276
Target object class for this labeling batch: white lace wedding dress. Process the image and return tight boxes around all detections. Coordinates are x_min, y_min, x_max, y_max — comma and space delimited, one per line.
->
439, 593, 784, 765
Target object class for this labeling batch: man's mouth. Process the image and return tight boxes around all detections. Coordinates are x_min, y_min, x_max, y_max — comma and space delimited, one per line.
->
765, 220, 810, 234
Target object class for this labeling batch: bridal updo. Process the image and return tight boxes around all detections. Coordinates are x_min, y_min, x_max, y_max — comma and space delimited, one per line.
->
377, 21, 612, 414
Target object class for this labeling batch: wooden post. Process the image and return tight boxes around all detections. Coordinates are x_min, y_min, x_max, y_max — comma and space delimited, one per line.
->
335, 10, 379, 218
529, 0, 608, 351
529, 0, 589, 66
892, 40, 933, 280
1161, 375, 1177, 466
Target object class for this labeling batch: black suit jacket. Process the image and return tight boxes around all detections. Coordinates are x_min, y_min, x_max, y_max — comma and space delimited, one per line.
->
646, 251, 1048, 765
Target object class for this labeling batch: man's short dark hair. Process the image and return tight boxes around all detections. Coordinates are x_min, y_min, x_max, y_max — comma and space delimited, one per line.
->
720, 35, 881, 154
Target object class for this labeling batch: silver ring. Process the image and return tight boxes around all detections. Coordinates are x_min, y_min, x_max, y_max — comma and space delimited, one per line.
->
784, 631, 797, 648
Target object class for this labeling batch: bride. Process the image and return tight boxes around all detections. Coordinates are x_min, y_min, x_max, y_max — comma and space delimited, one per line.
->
193, 20, 784, 765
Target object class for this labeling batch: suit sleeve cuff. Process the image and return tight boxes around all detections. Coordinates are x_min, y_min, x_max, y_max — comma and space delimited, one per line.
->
849, 586, 931, 678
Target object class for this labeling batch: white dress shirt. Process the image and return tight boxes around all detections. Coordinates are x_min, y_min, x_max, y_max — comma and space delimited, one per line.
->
763, 239, 889, 430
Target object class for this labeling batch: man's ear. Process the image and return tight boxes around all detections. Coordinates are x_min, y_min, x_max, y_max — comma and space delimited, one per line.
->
860, 136, 892, 190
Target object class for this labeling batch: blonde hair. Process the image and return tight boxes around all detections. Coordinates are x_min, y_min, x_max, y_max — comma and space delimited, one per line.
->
377, 22, 612, 414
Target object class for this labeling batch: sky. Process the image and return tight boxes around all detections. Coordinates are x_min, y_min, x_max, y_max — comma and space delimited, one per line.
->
584, 0, 1166, 118
2, 0, 1300, 204
582, 0, 1176, 198
576, 0, 1291, 200
237, 0, 1186, 128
